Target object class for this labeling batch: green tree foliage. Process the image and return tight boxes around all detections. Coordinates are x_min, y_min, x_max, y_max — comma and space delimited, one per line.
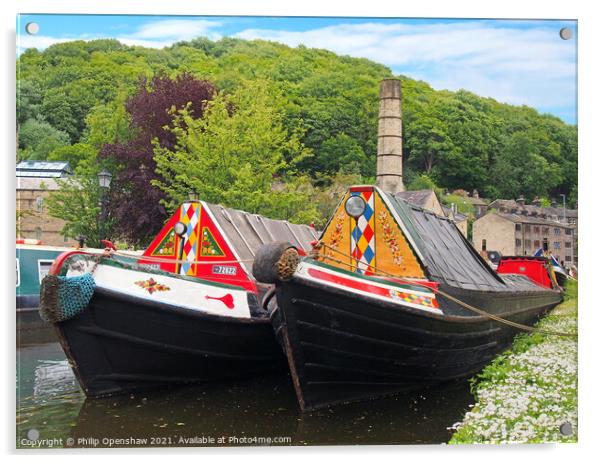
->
44, 167, 112, 248
47, 143, 97, 171
18, 117, 70, 160
154, 80, 318, 224
18, 36, 578, 239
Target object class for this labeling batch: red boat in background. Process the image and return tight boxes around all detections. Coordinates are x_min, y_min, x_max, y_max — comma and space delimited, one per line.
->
497, 256, 560, 290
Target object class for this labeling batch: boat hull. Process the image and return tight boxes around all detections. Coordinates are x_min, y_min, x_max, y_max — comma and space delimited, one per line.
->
270, 275, 562, 410
55, 286, 285, 397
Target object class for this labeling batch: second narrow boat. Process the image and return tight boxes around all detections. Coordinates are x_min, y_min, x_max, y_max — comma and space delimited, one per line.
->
253, 185, 564, 410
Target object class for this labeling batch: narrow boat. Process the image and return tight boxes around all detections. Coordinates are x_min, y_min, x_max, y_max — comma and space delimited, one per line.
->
253, 184, 564, 410
16, 239, 72, 312
39, 199, 318, 397
535, 248, 568, 288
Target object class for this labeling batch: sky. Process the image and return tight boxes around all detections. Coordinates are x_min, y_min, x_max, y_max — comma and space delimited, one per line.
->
16, 14, 577, 124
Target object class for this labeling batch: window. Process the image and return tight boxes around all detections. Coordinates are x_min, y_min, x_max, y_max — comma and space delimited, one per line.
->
37, 260, 54, 284
515, 224, 522, 232
533, 226, 540, 234
554, 228, 561, 235
516, 239, 522, 247
524, 225, 531, 233
542, 227, 549, 235
565, 241, 572, 248
543, 237, 549, 251
566, 255, 572, 262
553, 241, 561, 250
35, 196, 44, 212
34, 227, 42, 240
565, 229, 572, 235
534, 240, 540, 248
525, 239, 531, 248
481, 239, 487, 251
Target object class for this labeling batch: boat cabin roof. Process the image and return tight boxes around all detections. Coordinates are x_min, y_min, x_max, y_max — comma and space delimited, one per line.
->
384, 192, 548, 292
204, 202, 320, 275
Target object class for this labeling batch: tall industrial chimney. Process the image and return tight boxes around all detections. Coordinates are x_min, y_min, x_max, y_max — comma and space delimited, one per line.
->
376, 78, 404, 194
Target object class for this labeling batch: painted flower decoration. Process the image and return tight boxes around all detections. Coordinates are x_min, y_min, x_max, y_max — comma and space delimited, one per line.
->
135, 277, 170, 294
378, 211, 403, 266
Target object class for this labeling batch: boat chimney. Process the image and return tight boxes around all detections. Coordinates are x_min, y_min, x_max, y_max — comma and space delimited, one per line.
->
376, 78, 404, 194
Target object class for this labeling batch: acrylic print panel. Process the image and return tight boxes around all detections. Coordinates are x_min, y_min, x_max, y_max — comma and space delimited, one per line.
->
16, 13, 577, 448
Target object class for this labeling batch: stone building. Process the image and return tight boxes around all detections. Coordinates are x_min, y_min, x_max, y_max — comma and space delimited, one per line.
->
465, 190, 489, 219
473, 196, 577, 268
396, 189, 468, 237
16, 161, 78, 246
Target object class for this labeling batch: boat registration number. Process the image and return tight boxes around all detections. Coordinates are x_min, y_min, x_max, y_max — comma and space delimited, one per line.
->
212, 265, 237, 276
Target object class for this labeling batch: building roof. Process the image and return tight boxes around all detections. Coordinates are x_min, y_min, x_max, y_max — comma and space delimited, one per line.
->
16, 161, 72, 178
387, 193, 548, 292
492, 212, 575, 228
464, 196, 488, 206
204, 202, 320, 275
395, 189, 435, 209
489, 198, 577, 223
442, 205, 467, 222
16, 177, 61, 191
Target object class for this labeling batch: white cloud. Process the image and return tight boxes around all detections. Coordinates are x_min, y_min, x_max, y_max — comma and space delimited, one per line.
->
130, 19, 222, 41
235, 21, 576, 116
17, 18, 224, 53
17, 35, 72, 50
16, 19, 576, 120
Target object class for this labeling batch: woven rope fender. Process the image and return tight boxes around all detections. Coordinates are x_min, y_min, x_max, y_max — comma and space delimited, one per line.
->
39, 273, 96, 323
252, 242, 300, 284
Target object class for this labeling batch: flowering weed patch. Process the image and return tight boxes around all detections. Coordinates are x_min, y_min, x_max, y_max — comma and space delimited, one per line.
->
449, 280, 577, 444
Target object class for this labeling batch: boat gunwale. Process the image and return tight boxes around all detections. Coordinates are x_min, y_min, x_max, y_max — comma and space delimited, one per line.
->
286, 271, 562, 326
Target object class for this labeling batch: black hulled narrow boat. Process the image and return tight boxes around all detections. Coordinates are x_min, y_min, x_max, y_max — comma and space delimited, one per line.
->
39, 199, 318, 397
253, 185, 563, 410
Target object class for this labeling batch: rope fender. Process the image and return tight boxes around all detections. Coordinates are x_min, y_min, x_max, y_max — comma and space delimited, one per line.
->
39, 273, 96, 323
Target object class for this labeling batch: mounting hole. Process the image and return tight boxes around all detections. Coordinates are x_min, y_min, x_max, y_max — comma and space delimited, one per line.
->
559, 27, 572, 40
559, 422, 573, 436
25, 22, 39, 35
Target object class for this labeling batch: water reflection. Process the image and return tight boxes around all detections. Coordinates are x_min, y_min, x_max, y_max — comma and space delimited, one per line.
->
17, 341, 475, 447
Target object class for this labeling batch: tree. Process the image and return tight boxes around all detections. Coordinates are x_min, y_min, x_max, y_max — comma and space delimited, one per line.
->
154, 79, 316, 224
314, 133, 369, 178
45, 169, 112, 248
100, 72, 218, 246
47, 143, 97, 171
17, 117, 70, 160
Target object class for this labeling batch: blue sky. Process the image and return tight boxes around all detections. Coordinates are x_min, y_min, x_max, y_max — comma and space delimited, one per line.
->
16, 14, 577, 124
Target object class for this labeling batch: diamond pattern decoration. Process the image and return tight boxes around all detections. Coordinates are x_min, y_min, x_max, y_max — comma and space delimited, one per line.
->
179, 202, 201, 276
350, 190, 376, 274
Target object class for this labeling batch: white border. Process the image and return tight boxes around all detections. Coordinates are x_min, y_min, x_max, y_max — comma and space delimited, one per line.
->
3, 1, 598, 460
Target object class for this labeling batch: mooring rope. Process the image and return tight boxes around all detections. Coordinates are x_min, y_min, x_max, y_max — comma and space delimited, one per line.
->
314, 242, 577, 339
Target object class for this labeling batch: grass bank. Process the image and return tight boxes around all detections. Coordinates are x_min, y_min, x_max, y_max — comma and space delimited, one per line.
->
449, 280, 578, 444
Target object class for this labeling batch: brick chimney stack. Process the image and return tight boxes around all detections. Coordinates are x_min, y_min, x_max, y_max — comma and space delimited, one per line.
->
516, 195, 525, 207
376, 79, 404, 194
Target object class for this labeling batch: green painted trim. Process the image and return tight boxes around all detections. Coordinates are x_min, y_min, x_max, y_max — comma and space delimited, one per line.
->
306, 258, 434, 294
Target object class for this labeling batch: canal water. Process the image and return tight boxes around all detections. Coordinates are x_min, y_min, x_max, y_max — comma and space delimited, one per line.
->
17, 321, 475, 448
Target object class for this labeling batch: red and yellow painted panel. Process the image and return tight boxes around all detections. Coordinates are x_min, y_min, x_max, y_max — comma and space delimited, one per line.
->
140, 202, 256, 292
317, 186, 425, 279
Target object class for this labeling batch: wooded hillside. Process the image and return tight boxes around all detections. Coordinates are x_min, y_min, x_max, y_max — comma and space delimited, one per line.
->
17, 37, 577, 246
